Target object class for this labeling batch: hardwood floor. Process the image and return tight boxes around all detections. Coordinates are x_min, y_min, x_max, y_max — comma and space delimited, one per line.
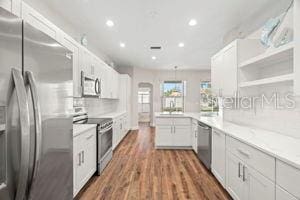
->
76, 125, 231, 200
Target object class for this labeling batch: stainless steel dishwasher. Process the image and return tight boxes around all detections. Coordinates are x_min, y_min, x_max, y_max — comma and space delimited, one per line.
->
197, 122, 212, 170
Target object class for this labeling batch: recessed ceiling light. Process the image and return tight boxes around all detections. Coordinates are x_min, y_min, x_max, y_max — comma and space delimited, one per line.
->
178, 42, 185, 47
188, 19, 197, 26
120, 42, 125, 48
106, 20, 114, 27
152, 56, 157, 60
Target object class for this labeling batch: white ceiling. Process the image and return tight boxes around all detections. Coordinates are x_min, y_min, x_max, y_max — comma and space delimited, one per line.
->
34, 0, 288, 70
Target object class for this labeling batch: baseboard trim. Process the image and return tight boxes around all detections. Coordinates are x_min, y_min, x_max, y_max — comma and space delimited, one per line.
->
155, 146, 193, 150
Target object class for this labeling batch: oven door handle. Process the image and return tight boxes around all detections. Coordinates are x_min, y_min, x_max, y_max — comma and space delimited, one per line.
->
99, 126, 113, 134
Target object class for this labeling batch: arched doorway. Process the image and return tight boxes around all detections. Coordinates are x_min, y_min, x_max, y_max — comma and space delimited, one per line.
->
138, 83, 153, 127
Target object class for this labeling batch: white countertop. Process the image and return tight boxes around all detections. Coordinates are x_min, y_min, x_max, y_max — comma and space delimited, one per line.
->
73, 124, 97, 137
155, 112, 300, 169
90, 110, 127, 119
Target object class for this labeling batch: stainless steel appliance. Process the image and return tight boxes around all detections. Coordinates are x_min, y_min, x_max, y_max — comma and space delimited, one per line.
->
197, 122, 212, 170
81, 71, 101, 97
73, 108, 113, 175
0, 7, 73, 200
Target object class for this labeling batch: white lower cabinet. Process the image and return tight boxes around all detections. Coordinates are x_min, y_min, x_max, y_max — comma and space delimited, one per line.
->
155, 117, 192, 148
276, 160, 300, 199
192, 120, 198, 153
212, 129, 226, 187
155, 126, 173, 146
73, 128, 97, 197
226, 152, 245, 200
173, 126, 191, 147
244, 163, 275, 200
276, 186, 298, 200
112, 113, 129, 150
226, 135, 276, 200
226, 152, 275, 200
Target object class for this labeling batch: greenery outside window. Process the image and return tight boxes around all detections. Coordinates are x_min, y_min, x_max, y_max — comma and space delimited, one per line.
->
162, 81, 185, 112
200, 81, 219, 112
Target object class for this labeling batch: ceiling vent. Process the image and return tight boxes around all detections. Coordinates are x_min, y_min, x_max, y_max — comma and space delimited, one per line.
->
150, 46, 162, 50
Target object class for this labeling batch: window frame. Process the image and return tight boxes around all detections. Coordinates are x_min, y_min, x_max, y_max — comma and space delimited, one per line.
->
161, 80, 185, 112
138, 91, 150, 113
200, 81, 219, 112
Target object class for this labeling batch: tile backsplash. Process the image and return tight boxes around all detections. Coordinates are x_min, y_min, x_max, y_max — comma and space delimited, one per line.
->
74, 98, 119, 117
224, 97, 300, 139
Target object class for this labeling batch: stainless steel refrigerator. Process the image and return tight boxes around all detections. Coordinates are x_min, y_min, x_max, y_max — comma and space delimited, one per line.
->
0, 7, 73, 200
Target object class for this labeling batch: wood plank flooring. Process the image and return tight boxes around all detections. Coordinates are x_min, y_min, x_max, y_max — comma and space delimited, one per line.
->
76, 124, 231, 200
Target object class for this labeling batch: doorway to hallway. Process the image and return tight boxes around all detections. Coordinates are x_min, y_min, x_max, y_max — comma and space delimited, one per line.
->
138, 83, 153, 127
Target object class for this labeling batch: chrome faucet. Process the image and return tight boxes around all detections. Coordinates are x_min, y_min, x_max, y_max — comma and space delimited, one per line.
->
169, 100, 175, 114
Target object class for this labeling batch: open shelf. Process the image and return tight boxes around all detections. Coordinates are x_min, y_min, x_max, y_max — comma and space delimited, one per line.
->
239, 42, 294, 69
239, 73, 294, 88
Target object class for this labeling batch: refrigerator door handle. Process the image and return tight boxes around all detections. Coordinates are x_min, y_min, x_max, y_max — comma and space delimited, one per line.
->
8, 68, 31, 200
25, 71, 42, 182
95, 78, 99, 95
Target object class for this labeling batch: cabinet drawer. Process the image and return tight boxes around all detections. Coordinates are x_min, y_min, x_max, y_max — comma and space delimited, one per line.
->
156, 118, 173, 125
276, 185, 298, 200
173, 118, 191, 125
276, 160, 300, 199
227, 136, 275, 181
75, 128, 95, 141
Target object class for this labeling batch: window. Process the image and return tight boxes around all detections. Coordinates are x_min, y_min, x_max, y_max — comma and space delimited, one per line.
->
138, 91, 150, 113
200, 81, 219, 112
162, 81, 184, 112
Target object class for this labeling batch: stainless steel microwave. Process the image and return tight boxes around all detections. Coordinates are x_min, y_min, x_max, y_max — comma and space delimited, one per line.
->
81, 71, 101, 97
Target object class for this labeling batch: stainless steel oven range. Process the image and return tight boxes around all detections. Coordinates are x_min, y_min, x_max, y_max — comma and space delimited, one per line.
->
73, 108, 113, 175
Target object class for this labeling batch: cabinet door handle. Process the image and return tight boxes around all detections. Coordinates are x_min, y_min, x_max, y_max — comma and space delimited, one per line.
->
243, 166, 247, 182
195, 131, 197, 138
78, 153, 81, 166
238, 162, 242, 178
174, 126, 176, 133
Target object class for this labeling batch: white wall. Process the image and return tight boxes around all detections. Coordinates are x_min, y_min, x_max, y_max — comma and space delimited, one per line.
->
131, 67, 210, 129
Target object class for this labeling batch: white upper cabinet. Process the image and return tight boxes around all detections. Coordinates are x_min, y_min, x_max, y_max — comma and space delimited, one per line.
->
79, 47, 94, 77
211, 41, 238, 97
100, 65, 111, 99
111, 69, 119, 99
102, 67, 119, 99
0, 0, 21, 16
211, 39, 265, 97
21, 2, 60, 40
211, 52, 223, 96
58, 33, 81, 97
